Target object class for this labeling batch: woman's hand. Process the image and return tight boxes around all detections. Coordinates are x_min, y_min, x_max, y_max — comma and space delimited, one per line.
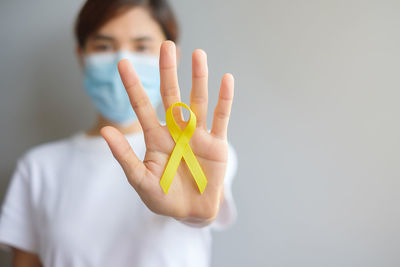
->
101, 41, 234, 226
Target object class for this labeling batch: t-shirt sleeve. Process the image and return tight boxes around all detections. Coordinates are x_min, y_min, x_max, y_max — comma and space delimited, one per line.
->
0, 155, 39, 253
210, 142, 238, 231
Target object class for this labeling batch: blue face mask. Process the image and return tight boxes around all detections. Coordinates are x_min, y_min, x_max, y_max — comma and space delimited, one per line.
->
83, 51, 161, 125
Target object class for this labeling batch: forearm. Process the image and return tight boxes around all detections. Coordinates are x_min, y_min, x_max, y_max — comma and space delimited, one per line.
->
12, 248, 42, 267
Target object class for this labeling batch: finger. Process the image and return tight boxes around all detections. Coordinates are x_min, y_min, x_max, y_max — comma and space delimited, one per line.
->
159, 41, 183, 120
118, 59, 160, 132
100, 126, 149, 191
211, 73, 234, 139
190, 49, 208, 129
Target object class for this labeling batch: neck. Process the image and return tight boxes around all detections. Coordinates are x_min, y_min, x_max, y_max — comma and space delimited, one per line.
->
85, 114, 142, 137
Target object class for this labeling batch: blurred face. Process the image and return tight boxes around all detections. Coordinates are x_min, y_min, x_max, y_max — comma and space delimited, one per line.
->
81, 6, 166, 56
78, 6, 168, 126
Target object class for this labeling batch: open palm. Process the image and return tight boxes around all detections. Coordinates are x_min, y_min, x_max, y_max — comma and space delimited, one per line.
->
101, 41, 234, 226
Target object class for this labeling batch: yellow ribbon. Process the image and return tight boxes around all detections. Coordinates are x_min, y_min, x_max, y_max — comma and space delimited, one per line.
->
160, 102, 207, 195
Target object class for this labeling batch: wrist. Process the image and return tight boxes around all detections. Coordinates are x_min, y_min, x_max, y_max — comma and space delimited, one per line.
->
174, 188, 225, 228
174, 215, 217, 228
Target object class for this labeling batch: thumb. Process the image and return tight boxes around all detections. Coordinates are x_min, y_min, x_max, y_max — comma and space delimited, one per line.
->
100, 126, 147, 190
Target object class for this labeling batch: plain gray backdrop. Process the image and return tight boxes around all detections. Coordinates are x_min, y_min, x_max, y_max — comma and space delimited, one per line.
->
1, 0, 399, 266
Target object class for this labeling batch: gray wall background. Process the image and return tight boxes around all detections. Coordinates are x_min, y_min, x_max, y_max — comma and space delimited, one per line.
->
1, 0, 399, 266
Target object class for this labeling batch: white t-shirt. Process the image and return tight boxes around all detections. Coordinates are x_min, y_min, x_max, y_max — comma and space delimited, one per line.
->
0, 130, 237, 267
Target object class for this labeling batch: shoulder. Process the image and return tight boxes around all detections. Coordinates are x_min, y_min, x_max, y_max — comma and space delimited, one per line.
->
19, 134, 76, 170
227, 141, 238, 172
224, 141, 238, 185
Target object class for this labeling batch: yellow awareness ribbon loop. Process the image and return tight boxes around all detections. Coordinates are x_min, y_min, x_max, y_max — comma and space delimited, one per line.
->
160, 102, 207, 195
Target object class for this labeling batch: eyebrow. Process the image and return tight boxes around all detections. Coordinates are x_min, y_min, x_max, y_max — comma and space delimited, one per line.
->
91, 34, 114, 42
91, 34, 154, 42
132, 36, 154, 42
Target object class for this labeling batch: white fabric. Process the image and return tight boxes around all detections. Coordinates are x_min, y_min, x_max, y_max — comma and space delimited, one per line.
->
0, 130, 237, 267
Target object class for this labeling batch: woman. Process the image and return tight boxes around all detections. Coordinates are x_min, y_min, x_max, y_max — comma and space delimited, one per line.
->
0, 0, 237, 266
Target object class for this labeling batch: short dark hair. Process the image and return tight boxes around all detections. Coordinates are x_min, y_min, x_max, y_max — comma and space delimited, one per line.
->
74, 0, 179, 48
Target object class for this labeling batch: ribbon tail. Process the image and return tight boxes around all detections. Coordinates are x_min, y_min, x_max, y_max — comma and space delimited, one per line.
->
160, 142, 185, 194
182, 145, 208, 194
